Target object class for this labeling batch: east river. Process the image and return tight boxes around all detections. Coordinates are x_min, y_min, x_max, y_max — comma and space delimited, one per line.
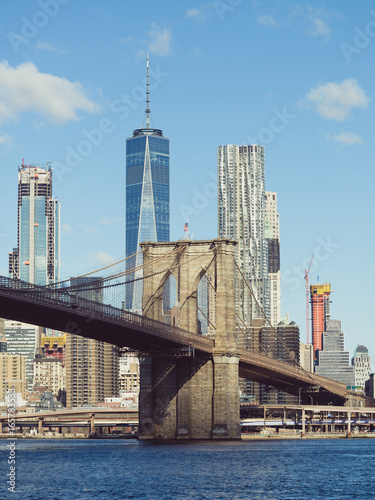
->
0, 438, 373, 499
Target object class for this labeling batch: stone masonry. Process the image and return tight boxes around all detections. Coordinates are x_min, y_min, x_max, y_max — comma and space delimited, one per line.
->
138, 239, 240, 440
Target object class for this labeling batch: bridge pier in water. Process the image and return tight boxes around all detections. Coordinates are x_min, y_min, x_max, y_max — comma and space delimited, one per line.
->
138, 239, 241, 440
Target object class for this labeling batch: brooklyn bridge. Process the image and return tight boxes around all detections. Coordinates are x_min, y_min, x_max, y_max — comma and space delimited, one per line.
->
0, 239, 370, 440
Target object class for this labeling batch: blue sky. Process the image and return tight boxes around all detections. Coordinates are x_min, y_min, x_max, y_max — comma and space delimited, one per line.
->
0, 0, 374, 365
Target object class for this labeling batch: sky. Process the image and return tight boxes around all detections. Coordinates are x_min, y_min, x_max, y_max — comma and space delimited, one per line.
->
0, 0, 374, 367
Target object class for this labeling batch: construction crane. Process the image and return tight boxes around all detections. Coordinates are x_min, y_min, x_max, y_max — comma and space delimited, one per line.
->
304, 254, 314, 345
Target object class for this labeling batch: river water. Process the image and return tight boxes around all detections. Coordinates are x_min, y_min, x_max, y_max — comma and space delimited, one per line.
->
0, 438, 373, 499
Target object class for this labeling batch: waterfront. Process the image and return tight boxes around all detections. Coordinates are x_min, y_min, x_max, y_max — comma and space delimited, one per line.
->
0, 439, 373, 499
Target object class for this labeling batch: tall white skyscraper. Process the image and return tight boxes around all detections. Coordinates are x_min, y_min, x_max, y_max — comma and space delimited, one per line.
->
218, 144, 270, 324
265, 192, 280, 326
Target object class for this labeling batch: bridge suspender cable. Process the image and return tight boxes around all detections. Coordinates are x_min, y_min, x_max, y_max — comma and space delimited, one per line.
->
234, 259, 317, 384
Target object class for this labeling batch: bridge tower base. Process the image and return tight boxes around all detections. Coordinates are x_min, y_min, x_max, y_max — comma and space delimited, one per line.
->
138, 354, 240, 440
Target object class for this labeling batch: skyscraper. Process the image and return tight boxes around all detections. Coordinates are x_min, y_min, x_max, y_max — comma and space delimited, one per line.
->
352, 345, 371, 391
265, 191, 280, 326
9, 162, 60, 285
310, 282, 332, 359
314, 319, 354, 386
125, 55, 170, 312
218, 144, 270, 324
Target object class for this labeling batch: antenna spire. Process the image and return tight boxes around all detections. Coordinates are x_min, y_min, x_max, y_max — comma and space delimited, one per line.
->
146, 52, 150, 129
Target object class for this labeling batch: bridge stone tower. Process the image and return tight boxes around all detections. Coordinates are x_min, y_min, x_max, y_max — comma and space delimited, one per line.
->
138, 239, 240, 440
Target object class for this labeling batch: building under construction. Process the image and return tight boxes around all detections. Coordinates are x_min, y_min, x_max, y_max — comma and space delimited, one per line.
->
310, 282, 332, 360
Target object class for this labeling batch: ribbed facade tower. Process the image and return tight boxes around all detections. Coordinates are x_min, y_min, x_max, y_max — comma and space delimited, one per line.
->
218, 145, 270, 324
125, 55, 170, 312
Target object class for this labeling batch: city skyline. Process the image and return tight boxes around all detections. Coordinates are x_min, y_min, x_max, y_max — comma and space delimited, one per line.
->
0, 1, 374, 366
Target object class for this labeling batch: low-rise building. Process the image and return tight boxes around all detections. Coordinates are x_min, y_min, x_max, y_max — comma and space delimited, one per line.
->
0, 353, 27, 400
33, 357, 65, 396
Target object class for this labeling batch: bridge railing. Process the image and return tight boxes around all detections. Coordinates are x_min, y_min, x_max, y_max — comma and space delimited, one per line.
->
0, 276, 214, 352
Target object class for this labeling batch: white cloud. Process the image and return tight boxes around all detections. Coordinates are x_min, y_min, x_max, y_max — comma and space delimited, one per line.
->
117, 37, 132, 44
100, 217, 123, 225
334, 132, 363, 146
306, 8, 331, 38
187, 8, 205, 22
94, 251, 115, 266
148, 24, 172, 56
188, 46, 202, 58
34, 41, 67, 54
257, 15, 276, 27
62, 224, 75, 234
79, 224, 102, 237
0, 60, 99, 125
306, 79, 370, 121
0, 134, 13, 147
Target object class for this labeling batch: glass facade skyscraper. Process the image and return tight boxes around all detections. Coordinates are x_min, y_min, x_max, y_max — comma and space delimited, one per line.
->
125, 57, 170, 312
9, 164, 60, 286
314, 319, 355, 386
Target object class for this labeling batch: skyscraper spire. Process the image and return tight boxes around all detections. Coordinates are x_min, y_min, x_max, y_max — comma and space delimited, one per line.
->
146, 52, 150, 129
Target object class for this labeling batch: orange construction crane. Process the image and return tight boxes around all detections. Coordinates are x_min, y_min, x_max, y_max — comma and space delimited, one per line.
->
304, 254, 314, 345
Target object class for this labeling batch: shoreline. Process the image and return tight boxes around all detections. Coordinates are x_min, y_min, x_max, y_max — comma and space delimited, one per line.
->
1, 432, 375, 440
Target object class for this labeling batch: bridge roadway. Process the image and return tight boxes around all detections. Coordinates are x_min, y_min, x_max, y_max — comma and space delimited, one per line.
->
0, 276, 368, 405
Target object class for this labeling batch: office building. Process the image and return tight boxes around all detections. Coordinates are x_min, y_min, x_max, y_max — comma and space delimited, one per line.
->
125, 55, 170, 312
0, 319, 7, 352
300, 343, 314, 372
4, 321, 41, 391
9, 162, 60, 285
314, 320, 354, 386
265, 192, 280, 326
244, 318, 300, 404
65, 277, 119, 408
119, 354, 140, 393
40, 332, 66, 365
218, 144, 270, 324
0, 353, 27, 400
33, 357, 65, 396
365, 374, 375, 398
352, 345, 371, 391
310, 282, 332, 359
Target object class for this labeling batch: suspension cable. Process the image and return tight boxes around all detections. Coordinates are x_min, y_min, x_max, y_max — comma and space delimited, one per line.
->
234, 259, 317, 383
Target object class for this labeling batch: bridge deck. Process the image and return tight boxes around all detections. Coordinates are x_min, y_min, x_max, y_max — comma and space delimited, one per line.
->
0, 276, 369, 406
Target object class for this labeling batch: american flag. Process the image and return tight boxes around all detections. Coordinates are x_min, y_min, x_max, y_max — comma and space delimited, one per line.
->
183, 222, 188, 232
